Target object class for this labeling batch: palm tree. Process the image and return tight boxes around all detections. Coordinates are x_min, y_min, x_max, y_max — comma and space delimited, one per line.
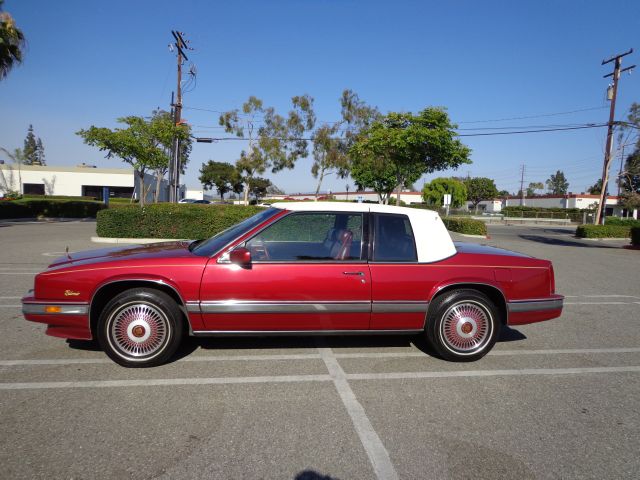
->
0, 1, 26, 80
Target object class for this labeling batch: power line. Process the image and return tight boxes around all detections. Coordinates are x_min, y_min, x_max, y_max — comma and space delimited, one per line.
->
457, 106, 608, 124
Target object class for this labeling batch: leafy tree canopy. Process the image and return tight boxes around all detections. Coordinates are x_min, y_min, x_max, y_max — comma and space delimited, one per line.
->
0, 0, 25, 80
199, 160, 239, 200
422, 177, 467, 207
526, 181, 544, 196
587, 178, 603, 195
250, 177, 272, 199
464, 177, 499, 210
350, 107, 471, 204
77, 111, 191, 206
546, 170, 569, 195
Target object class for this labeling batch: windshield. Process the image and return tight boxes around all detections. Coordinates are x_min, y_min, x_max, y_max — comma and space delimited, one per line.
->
191, 207, 281, 257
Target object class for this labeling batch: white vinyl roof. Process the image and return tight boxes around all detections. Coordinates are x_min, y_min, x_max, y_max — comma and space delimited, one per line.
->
271, 202, 456, 262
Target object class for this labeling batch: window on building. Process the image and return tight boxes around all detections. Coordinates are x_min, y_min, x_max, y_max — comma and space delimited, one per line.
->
82, 186, 135, 200
23, 183, 45, 195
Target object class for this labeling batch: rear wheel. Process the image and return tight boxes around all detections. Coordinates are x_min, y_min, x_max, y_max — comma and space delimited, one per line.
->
425, 289, 501, 362
97, 288, 183, 367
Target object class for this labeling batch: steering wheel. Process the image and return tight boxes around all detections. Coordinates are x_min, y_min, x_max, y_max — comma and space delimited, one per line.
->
248, 236, 270, 260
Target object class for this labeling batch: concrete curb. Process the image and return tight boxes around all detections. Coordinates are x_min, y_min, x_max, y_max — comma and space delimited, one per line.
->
91, 236, 187, 244
452, 232, 487, 239
0, 217, 95, 224
576, 236, 631, 242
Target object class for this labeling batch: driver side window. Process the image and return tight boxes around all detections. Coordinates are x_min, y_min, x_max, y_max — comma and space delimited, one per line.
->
245, 212, 363, 262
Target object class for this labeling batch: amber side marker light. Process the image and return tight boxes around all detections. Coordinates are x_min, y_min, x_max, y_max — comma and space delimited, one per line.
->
44, 306, 62, 314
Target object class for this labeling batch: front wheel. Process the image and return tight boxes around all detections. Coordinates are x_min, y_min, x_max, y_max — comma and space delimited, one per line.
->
97, 288, 183, 367
425, 289, 501, 362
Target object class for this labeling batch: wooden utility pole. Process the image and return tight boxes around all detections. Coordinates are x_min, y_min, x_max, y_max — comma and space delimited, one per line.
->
519, 164, 526, 206
168, 30, 189, 203
595, 49, 635, 224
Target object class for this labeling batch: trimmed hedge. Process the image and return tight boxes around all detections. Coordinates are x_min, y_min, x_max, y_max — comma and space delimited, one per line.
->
0, 199, 105, 219
443, 217, 487, 236
575, 224, 631, 238
22, 194, 97, 201
631, 227, 640, 246
603, 217, 640, 227
96, 204, 265, 238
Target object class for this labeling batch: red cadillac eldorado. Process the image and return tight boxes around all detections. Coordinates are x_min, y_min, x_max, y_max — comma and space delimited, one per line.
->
22, 202, 563, 367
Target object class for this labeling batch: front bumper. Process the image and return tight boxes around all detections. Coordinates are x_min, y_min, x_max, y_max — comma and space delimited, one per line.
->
507, 295, 564, 325
22, 294, 92, 340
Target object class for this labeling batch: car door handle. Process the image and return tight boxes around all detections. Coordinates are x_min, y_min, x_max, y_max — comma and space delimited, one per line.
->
343, 271, 364, 276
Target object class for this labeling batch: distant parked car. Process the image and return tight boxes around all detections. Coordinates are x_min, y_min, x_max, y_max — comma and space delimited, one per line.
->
193, 199, 211, 204
22, 202, 563, 367
178, 198, 196, 204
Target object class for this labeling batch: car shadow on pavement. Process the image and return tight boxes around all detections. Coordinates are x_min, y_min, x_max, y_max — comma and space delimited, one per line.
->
294, 470, 338, 480
518, 234, 621, 248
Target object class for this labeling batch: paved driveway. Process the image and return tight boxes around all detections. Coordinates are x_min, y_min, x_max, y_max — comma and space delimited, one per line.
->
0, 220, 638, 479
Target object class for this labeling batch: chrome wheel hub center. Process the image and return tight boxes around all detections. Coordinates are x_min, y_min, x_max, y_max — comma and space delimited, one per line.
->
456, 317, 477, 338
128, 321, 150, 343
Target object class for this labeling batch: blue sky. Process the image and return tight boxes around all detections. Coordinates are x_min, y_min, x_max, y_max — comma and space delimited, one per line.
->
1, 0, 639, 195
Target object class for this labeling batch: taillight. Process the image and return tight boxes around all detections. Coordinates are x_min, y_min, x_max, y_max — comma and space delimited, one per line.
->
549, 264, 556, 294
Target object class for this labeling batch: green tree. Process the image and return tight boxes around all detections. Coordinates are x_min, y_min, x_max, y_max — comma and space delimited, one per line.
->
497, 190, 510, 197
0, 1, 25, 81
35, 137, 45, 166
22, 125, 38, 165
199, 160, 238, 200
311, 123, 348, 197
249, 177, 271, 200
619, 149, 640, 194
77, 113, 190, 206
546, 170, 569, 195
587, 178, 603, 195
526, 181, 544, 196
220, 95, 315, 205
0, 146, 24, 196
464, 177, 499, 213
350, 108, 471, 204
422, 177, 467, 207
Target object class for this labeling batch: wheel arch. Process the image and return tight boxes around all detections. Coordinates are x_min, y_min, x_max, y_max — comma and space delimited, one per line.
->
89, 278, 189, 338
427, 282, 508, 326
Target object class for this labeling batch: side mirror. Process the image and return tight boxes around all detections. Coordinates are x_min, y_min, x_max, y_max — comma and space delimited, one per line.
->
229, 247, 251, 267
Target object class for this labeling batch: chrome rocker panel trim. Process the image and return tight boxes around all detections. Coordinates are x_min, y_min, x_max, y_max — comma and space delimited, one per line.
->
507, 298, 564, 313
187, 300, 429, 315
191, 329, 424, 337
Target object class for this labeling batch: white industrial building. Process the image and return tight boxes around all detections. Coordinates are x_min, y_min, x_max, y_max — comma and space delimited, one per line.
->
0, 163, 175, 202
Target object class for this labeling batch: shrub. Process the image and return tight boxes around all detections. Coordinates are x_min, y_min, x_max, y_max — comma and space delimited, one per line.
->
603, 217, 640, 227
0, 199, 105, 219
575, 224, 631, 238
22, 194, 97, 201
442, 217, 487, 236
96, 204, 265, 238
631, 227, 640, 246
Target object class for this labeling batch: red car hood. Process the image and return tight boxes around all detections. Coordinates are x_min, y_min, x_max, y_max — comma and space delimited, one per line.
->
48, 241, 195, 268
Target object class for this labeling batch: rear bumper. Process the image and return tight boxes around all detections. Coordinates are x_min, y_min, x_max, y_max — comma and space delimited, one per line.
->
22, 295, 92, 340
507, 295, 564, 325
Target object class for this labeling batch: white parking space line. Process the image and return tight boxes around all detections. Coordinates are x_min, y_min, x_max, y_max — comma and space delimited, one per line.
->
319, 347, 399, 480
0, 296, 22, 299
564, 301, 640, 305
0, 374, 333, 390
2, 347, 639, 367
1, 366, 638, 391
346, 366, 640, 381
0, 273, 38, 275
565, 295, 640, 299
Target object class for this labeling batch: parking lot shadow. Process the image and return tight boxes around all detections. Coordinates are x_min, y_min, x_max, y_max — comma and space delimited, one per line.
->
295, 470, 339, 480
519, 234, 620, 248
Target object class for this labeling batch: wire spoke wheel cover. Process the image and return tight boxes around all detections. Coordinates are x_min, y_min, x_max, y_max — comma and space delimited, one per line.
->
108, 301, 170, 360
439, 300, 493, 355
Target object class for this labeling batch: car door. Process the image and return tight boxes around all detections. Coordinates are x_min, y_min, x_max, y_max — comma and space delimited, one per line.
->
368, 213, 432, 330
198, 211, 371, 332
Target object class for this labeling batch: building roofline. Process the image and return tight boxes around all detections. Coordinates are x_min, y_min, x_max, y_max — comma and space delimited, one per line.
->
0, 164, 134, 175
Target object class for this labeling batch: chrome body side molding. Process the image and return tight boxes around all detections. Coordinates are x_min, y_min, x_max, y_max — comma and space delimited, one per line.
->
187, 300, 429, 314
507, 298, 564, 312
191, 329, 423, 337
22, 303, 89, 315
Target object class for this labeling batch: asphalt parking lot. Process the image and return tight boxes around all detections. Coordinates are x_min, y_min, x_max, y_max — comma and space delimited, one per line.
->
0, 220, 638, 479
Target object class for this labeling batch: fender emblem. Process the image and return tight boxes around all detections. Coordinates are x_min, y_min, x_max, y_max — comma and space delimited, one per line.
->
64, 290, 81, 297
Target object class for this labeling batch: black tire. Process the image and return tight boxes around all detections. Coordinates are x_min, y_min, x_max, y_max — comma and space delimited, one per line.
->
425, 289, 501, 362
97, 288, 183, 367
